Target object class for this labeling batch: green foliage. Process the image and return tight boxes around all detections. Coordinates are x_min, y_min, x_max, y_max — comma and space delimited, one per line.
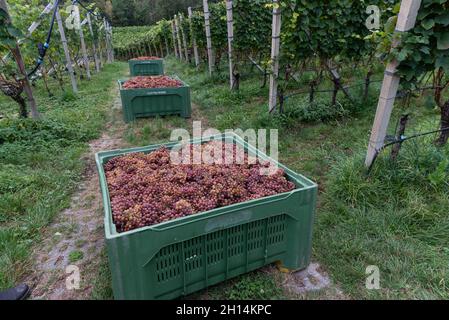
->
208, 2, 227, 52
189, 9, 206, 48
0, 6, 23, 49
114, 0, 272, 63
211, 272, 284, 300
1, 0, 107, 117
233, 0, 272, 57
111, 0, 137, 26
329, 139, 449, 207
276, 98, 352, 126
188, 2, 228, 61
113, 22, 172, 59
0, 117, 97, 146
281, 0, 396, 63
112, 25, 153, 50
162, 56, 449, 299
392, 0, 449, 83
69, 250, 84, 263
109, 0, 203, 27
428, 158, 449, 188
318, 137, 449, 299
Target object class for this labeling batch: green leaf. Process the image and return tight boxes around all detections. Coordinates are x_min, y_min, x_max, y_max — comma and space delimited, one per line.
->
420, 46, 430, 54
437, 32, 449, 50
434, 13, 449, 26
421, 19, 435, 30
384, 16, 397, 33
436, 56, 449, 73
0, 8, 8, 19
1, 37, 16, 47
6, 26, 23, 39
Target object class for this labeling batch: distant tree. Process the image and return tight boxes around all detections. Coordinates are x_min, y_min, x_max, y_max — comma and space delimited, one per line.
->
110, 0, 136, 26
100, 0, 204, 26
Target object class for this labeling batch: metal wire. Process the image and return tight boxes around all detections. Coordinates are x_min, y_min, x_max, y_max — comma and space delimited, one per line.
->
27, 0, 60, 78
367, 126, 449, 173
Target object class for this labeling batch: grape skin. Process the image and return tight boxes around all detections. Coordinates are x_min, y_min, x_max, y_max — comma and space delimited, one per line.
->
104, 143, 296, 233
123, 76, 183, 89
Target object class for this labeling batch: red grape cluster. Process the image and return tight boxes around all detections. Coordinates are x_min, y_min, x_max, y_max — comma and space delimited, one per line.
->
123, 76, 183, 89
104, 143, 296, 233
131, 56, 162, 61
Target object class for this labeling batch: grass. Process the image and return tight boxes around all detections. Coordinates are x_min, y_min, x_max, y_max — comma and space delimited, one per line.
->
317, 139, 449, 299
199, 269, 285, 300
0, 62, 128, 291
68, 250, 84, 263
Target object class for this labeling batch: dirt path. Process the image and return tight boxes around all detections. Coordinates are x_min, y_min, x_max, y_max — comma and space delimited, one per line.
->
25, 88, 128, 300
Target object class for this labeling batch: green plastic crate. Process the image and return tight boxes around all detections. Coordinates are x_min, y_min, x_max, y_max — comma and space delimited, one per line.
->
129, 59, 164, 76
95, 133, 317, 300
118, 77, 191, 122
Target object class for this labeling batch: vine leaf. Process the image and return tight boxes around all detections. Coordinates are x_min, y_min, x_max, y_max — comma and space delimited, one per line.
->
436, 56, 449, 73
421, 19, 435, 30
437, 32, 449, 50
6, 26, 23, 39
434, 12, 449, 26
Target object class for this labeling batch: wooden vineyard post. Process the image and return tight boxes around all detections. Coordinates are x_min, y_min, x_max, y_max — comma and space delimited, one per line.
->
87, 13, 100, 72
171, 20, 179, 58
55, 8, 78, 93
174, 15, 184, 61
153, 43, 159, 59
226, 0, 234, 89
0, 0, 39, 118
179, 14, 189, 62
188, 7, 200, 67
104, 18, 112, 63
110, 23, 115, 62
108, 21, 115, 62
77, 7, 91, 80
268, 0, 281, 112
203, 0, 214, 75
365, 0, 421, 168
107, 20, 113, 62
164, 36, 170, 57
98, 30, 105, 66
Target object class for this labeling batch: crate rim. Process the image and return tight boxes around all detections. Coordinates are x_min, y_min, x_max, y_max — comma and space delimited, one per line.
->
96, 132, 317, 240
118, 76, 189, 91
128, 58, 163, 61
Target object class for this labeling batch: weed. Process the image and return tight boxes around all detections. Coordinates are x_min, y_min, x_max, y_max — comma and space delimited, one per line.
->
68, 250, 84, 263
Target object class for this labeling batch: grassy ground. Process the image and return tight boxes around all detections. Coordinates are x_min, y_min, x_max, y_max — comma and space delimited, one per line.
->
0, 63, 127, 291
92, 57, 448, 300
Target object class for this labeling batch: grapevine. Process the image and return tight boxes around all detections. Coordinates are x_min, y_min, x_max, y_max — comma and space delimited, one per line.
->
130, 56, 162, 61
